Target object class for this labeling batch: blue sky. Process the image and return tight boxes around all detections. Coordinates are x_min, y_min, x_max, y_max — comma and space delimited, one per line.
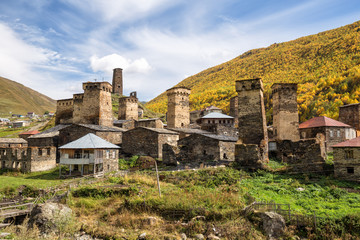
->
0, 0, 359, 101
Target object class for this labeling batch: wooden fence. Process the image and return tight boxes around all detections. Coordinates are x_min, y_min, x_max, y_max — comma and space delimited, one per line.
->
252, 200, 322, 229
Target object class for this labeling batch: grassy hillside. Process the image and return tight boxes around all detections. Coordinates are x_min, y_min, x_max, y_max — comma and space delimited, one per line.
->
0, 76, 56, 115
146, 20, 360, 123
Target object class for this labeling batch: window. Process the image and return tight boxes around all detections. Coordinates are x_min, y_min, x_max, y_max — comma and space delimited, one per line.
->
223, 153, 228, 159
329, 130, 333, 138
301, 132, 306, 139
38, 149, 42, 156
337, 130, 341, 138
106, 150, 110, 159
347, 167, 354, 174
345, 150, 354, 159
74, 150, 81, 159
47, 148, 51, 155
203, 150, 207, 155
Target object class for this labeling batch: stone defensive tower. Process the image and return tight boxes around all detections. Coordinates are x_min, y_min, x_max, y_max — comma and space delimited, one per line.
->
72, 93, 84, 124
229, 96, 239, 127
55, 99, 73, 125
166, 87, 191, 128
272, 83, 300, 141
339, 103, 360, 135
235, 78, 268, 169
81, 82, 113, 126
112, 68, 123, 95
118, 95, 139, 121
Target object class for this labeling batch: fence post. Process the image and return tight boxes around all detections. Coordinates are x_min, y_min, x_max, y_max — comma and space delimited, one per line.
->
313, 211, 317, 232
288, 204, 291, 222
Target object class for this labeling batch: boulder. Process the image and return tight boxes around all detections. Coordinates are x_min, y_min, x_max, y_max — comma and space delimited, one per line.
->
261, 212, 286, 239
28, 202, 73, 234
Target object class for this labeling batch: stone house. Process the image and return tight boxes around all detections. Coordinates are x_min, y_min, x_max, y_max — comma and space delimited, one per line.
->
190, 105, 223, 123
122, 127, 179, 159
19, 130, 40, 140
113, 119, 136, 130
197, 112, 237, 137
136, 118, 163, 129
59, 133, 119, 177
13, 121, 30, 128
0, 138, 28, 148
27, 124, 69, 148
299, 116, 356, 153
167, 128, 210, 139
178, 133, 237, 162
0, 146, 56, 172
332, 137, 360, 181
58, 124, 125, 147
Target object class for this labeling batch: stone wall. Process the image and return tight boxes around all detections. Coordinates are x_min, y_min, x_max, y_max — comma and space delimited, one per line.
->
136, 119, 163, 128
118, 97, 138, 121
0, 147, 56, 172
339, 103, 360, 132
333, 147, 360, 181
122, 128, 179, 159
167, 87, 191, 128
274, 139, 326, 173
102, 149, 119, 173
229, 96, 239, 127
112, 68, 123, 95
72, 93, 84, 123
272, 83, 299, 141
235, 78, 268, 168
55, 99, 73, 125
201, 124, 238, 138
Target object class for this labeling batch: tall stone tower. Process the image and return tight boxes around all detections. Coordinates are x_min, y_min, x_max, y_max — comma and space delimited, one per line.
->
229, 96, 239, 127
72, 93, 84, 124
118, 95, 139, 121
339, 103, 360, 134
166, 87, 191, 128
55, 99, 73, 125
272, 83, 299, 141
112, 68, 123, 95
81, 82, 113, 126
235, 78, 268, 169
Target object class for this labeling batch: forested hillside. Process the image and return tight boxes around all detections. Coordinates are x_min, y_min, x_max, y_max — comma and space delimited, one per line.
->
146, 20, 360, 123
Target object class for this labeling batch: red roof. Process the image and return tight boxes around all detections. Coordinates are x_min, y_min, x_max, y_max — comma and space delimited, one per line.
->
333, 137, 360, 148
299, 116, 351, 129
19, 130, 40, 135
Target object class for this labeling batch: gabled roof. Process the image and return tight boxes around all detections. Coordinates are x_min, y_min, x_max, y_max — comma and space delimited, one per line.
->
59, 133, 120, 149
0, 138, 27, 144
29, 124, 70, 138
167, 128, 210, 134
299, 116, 351, 129
199, 133, 237, 142
201, 112, 234, 119
76, 124, 126, 132
19, 130, 40, 135
332, 137, 360, 148
128, 127, 178, 135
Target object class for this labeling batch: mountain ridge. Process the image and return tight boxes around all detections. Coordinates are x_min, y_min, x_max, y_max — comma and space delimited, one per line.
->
0, 76, 56, 115
145, 20, 360, 123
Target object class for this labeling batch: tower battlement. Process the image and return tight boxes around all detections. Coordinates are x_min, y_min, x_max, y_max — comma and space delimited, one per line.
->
235, 78, 263, 92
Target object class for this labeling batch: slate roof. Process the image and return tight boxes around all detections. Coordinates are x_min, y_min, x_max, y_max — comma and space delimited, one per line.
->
332, 137, 360, 148
299, 116, 351, 129
199, 133, 238, 142
0, 138, 27, 144
129, 127, 178, 135
59, 133, 120, 149
168, 128, 210, 134
137, 118, 161, 122
201, 112, 234, 119
28, 124, 70, 138
76, 124, 126, 132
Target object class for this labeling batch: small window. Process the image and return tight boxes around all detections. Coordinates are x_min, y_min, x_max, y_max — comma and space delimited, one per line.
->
345, 150, 354, 159
47, 148, 51, 155
38, 149, 42, 156
347, 167, 354, 174
329, 130, 333, 138
301, 132, 306, 139
223, 153, 228, 159
203, 150, 207, 155
337, 130, 341, 138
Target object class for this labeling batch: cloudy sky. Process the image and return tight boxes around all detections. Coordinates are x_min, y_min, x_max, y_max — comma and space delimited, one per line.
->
0, 0, 359, 101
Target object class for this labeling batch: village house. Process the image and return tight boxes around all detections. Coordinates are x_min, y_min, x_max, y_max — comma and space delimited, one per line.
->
12, 121, 30, 128
177, 133, 237, 162
122, 127, 179, 159
59, 133, 119, 177
299, 116, 356, 153
18, 130, 40, 140
113, 119, 136, 130
190, 105, 223, 123
0, 118, 10, 125
0, 146, 56, 172
27, 124, 69, 148
332, 137, 360, 181
167, 128, 210, 139
197, 112, 237, 137
58, 123, 125, 147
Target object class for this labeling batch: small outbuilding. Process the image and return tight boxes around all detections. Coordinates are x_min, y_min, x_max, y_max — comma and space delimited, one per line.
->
122, 127, 179, 159
178, 133, 237, 162
59, 133, 119, 177
332, 137, 360, 181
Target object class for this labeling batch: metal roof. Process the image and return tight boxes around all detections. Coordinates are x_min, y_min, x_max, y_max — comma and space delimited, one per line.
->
59, 133, 120, 149
299, 116, 351, 129
28, 124, 70, 138
201, 112, 234, 119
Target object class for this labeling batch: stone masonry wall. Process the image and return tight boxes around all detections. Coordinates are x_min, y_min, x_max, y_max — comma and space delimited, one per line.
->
272, 83, 299, 141
167, 87, 191, 128
55, 99, 73, 125
72, 93, 84, 124
229, 96, 239, 127
112, 68, 123, 95
102, 149, 119, 173
118, 97, 138, 121
0, 147, 56, 172
333, 147, 360, 181
339, 103, 360, 132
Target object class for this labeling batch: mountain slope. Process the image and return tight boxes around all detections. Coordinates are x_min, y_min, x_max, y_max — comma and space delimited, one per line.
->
0, 77, 56, 115
146, 20, 360, 123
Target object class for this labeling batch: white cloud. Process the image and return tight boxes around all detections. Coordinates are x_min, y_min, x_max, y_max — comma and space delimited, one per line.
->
90, 54, 151, 74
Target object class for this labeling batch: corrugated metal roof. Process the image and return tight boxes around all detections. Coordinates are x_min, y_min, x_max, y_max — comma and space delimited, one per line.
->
59, 133, 120, 149
332, 137, 360, 148
299, 116, 351, 129
201, 112, 234, 119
